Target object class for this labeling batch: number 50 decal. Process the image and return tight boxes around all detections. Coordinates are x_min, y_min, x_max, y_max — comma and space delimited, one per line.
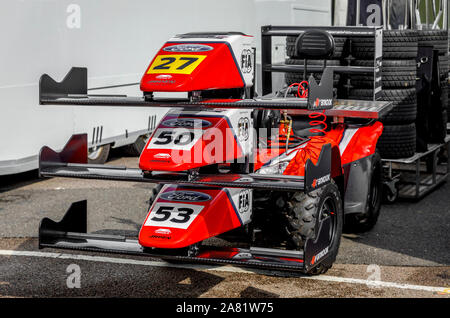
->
148, 128, 203, 150
144, 203, 204, 229
148, 54, 207, 75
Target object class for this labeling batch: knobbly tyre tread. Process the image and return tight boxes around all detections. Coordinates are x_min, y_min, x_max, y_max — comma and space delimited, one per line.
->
281, 180, 343, 275
377, 123, 416, 159
286, 36, 347, 59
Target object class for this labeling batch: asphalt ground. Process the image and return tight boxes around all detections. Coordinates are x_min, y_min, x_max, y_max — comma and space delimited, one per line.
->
0, 152, 449, 298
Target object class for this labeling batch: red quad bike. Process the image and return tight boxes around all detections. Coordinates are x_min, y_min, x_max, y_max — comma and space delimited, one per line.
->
38, 27, 392, 275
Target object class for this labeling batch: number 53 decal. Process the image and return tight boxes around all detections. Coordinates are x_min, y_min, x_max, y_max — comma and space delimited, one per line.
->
144, 203, 204, 229
148, 54, 207, 75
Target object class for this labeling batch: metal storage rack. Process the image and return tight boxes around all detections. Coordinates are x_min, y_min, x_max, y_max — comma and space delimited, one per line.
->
260, 25, 383, 99
382, 136, 450, 201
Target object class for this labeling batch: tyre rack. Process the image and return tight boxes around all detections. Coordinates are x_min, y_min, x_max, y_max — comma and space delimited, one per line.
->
261, 25, 383, 100
382, 136, 450, 201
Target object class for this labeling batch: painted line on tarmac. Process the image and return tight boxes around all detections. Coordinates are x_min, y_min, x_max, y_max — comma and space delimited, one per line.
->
0, 249, 447, 294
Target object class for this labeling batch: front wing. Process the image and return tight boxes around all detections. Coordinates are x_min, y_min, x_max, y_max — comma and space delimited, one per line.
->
39, 200, 334, 273
39, 134, 334, 192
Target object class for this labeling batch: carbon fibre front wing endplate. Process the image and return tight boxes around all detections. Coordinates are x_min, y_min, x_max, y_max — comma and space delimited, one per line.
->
39, 200, 333, 273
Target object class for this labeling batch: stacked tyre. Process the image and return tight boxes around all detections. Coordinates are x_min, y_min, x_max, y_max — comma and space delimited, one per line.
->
349, 30, 418, 159
284, 36, 347, 87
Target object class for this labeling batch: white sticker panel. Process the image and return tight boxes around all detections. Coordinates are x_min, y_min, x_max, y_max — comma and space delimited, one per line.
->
227, 188, 252, 225
148, 128, 203, 150
144, 202, 204, 229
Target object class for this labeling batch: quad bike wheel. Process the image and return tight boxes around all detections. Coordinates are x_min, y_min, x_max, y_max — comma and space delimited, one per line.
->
283, 180, 343, 275
88, 144, 111, 164
344, 151, 382, 233
147, 184, 163, 208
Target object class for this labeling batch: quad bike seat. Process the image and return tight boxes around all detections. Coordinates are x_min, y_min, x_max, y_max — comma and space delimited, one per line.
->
295, 29, 336, 60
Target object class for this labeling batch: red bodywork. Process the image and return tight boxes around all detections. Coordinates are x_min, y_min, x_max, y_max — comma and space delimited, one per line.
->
136, 36, 384, 250
139, 185, 243, 249
139, 113, 244, 172
140, 42, 244, 93
138, 119, 383, 249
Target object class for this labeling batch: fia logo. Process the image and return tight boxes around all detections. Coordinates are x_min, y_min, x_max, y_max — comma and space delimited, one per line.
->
241, 49, 253, 74
238, 117, 249, 141
238, 190, 250, 214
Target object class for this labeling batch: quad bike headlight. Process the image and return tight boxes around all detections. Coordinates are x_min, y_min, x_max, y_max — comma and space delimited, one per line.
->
257, 161, 289, 175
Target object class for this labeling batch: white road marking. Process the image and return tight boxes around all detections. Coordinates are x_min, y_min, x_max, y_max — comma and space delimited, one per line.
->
0, 249, 447, 294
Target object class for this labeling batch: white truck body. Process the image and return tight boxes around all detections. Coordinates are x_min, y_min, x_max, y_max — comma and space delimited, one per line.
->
0, 0, 331, 175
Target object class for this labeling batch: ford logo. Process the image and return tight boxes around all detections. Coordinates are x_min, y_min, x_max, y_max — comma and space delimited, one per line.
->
160, 191, 212, 202
161, 118, 212, 128
163, 44, 213, 52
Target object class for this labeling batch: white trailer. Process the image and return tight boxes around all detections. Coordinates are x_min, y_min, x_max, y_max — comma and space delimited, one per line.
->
0, 0, 332, 175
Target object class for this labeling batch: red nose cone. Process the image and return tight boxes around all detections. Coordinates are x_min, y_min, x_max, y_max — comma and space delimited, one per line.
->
140, 42, 244, 93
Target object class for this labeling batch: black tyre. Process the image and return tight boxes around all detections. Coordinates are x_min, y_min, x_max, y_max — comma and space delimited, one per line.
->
350, 59, 417, 88
349, 87, 416, 102
147, 184, 163, 209
351, 30, 418, 59
344, 151, 382, 233
283, 181, 343, 275
88, 144, 111, 164
284, 59, 341, 86
378, 123, 416, 159
418, 30, 448, 56
349, 88, 417, 124
286, 36, 347, 59
352, 43, 418, 59
123, 135, 148, 156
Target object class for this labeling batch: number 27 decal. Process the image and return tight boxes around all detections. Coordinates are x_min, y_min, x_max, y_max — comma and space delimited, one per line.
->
148, 54, 207, 75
